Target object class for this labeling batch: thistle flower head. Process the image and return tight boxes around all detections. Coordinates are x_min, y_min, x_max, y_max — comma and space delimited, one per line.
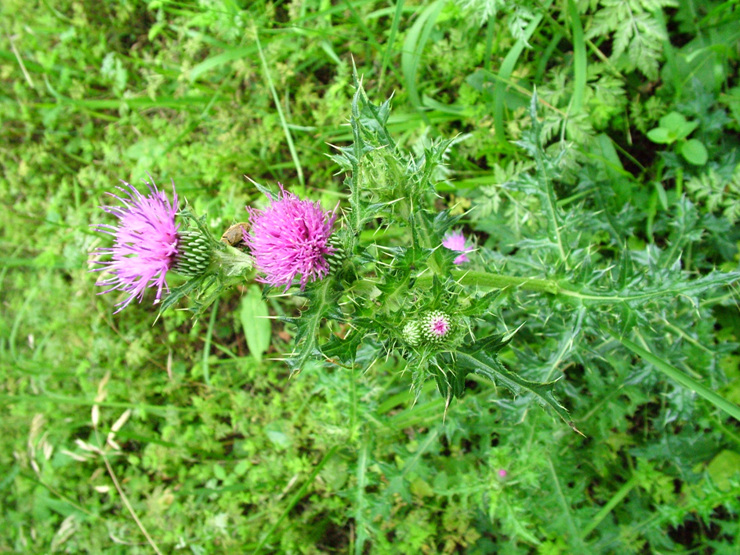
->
402, 321, 421, 346
442, 230, 472, 265
91, 178, 181, 312
245, 184, 337, 291
420, 311, 455, 344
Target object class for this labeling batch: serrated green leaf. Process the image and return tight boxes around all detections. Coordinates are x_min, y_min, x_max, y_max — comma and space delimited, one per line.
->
321, 329, 365, 364
158, 274, 215, 316
451, 349, 582, 434
287, 277, 340, 373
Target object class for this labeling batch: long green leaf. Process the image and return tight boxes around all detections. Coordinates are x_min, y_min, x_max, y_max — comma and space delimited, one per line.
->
401, 0, 444, 110
493, 0, 554, 143
254, 28, 305, 188
454, 350, 582, 434
240, 285, 271, 362
189, 46, 254, 82
568, 0, 586, 113
611, 330, 740, 422
378, 0, 406, 90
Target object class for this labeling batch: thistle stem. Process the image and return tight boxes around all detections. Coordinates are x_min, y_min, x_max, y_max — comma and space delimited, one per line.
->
354, 268, 724, 308
416, 270, 560, 294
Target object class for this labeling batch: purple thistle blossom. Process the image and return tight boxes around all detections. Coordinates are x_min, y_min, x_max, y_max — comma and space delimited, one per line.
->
442, 230, 473, 265
420, 311, 455, 344
91, 178, 180, 312
428, 315, 451, 337
245, 184, 337, 291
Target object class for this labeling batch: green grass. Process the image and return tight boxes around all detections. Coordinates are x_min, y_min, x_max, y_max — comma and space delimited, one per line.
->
2, 0, 740, 553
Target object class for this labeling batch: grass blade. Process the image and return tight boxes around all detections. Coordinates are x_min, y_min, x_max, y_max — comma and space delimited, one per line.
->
568, 0, 586, 114
202, 296, 219, 386
378, 0, 405, 91
254, 27, 305, 188
492, 0, 554, 143
581, 475, 639, 539
401, 0, 444, 111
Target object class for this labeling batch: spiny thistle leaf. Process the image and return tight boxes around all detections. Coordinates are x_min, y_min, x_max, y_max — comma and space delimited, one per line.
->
158, 274, 216, 316
449, 347, 583, 435
458, 290, 507, 317
287, 277, 342, 373
321, 326, 368, 365
559, 269, 740, 307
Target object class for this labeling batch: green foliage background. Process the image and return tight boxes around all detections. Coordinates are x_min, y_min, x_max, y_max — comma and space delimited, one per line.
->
1, 0, 739, 553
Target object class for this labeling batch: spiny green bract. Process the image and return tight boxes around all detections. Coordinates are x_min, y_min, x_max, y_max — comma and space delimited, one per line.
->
419, 311, 457, 344
174, 230, 212, 277
402, 320, 422, 346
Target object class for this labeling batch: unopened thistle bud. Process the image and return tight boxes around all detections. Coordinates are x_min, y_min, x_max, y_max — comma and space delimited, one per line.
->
402, 320, 421, 346
420, 311, 455, 344
174, 230, 212, 277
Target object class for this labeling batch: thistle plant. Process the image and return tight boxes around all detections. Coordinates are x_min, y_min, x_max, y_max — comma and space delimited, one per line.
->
271, 78, 739, 432
285, 79, 588, 430
91, 80, 740, 433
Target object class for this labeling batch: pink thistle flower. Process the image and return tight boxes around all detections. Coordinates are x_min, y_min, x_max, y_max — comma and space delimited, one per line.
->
245, 184, 337, 291
428, 315, 451, 337
442, 230, 473, 265
91, 178, 180, 312
420, 311, 455, 344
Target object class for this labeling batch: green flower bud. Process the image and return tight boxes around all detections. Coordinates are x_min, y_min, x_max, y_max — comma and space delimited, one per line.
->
326, 234, 347, 274
420, 311, 455, 345
403, 320, 421, 346
174, 230, 212, 277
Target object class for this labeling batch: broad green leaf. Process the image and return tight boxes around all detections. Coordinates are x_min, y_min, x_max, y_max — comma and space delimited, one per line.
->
706, 450, 740, 491
659, 111, 696, 139
240, 285, 271, 362
680, 139, 708, 166
646, 127, 672, 144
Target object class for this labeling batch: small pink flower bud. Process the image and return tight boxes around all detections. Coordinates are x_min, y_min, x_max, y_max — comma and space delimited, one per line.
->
420, 311, 455, 344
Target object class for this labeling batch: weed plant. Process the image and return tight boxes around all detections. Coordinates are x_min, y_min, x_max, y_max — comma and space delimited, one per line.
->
1, 0, 739, 553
